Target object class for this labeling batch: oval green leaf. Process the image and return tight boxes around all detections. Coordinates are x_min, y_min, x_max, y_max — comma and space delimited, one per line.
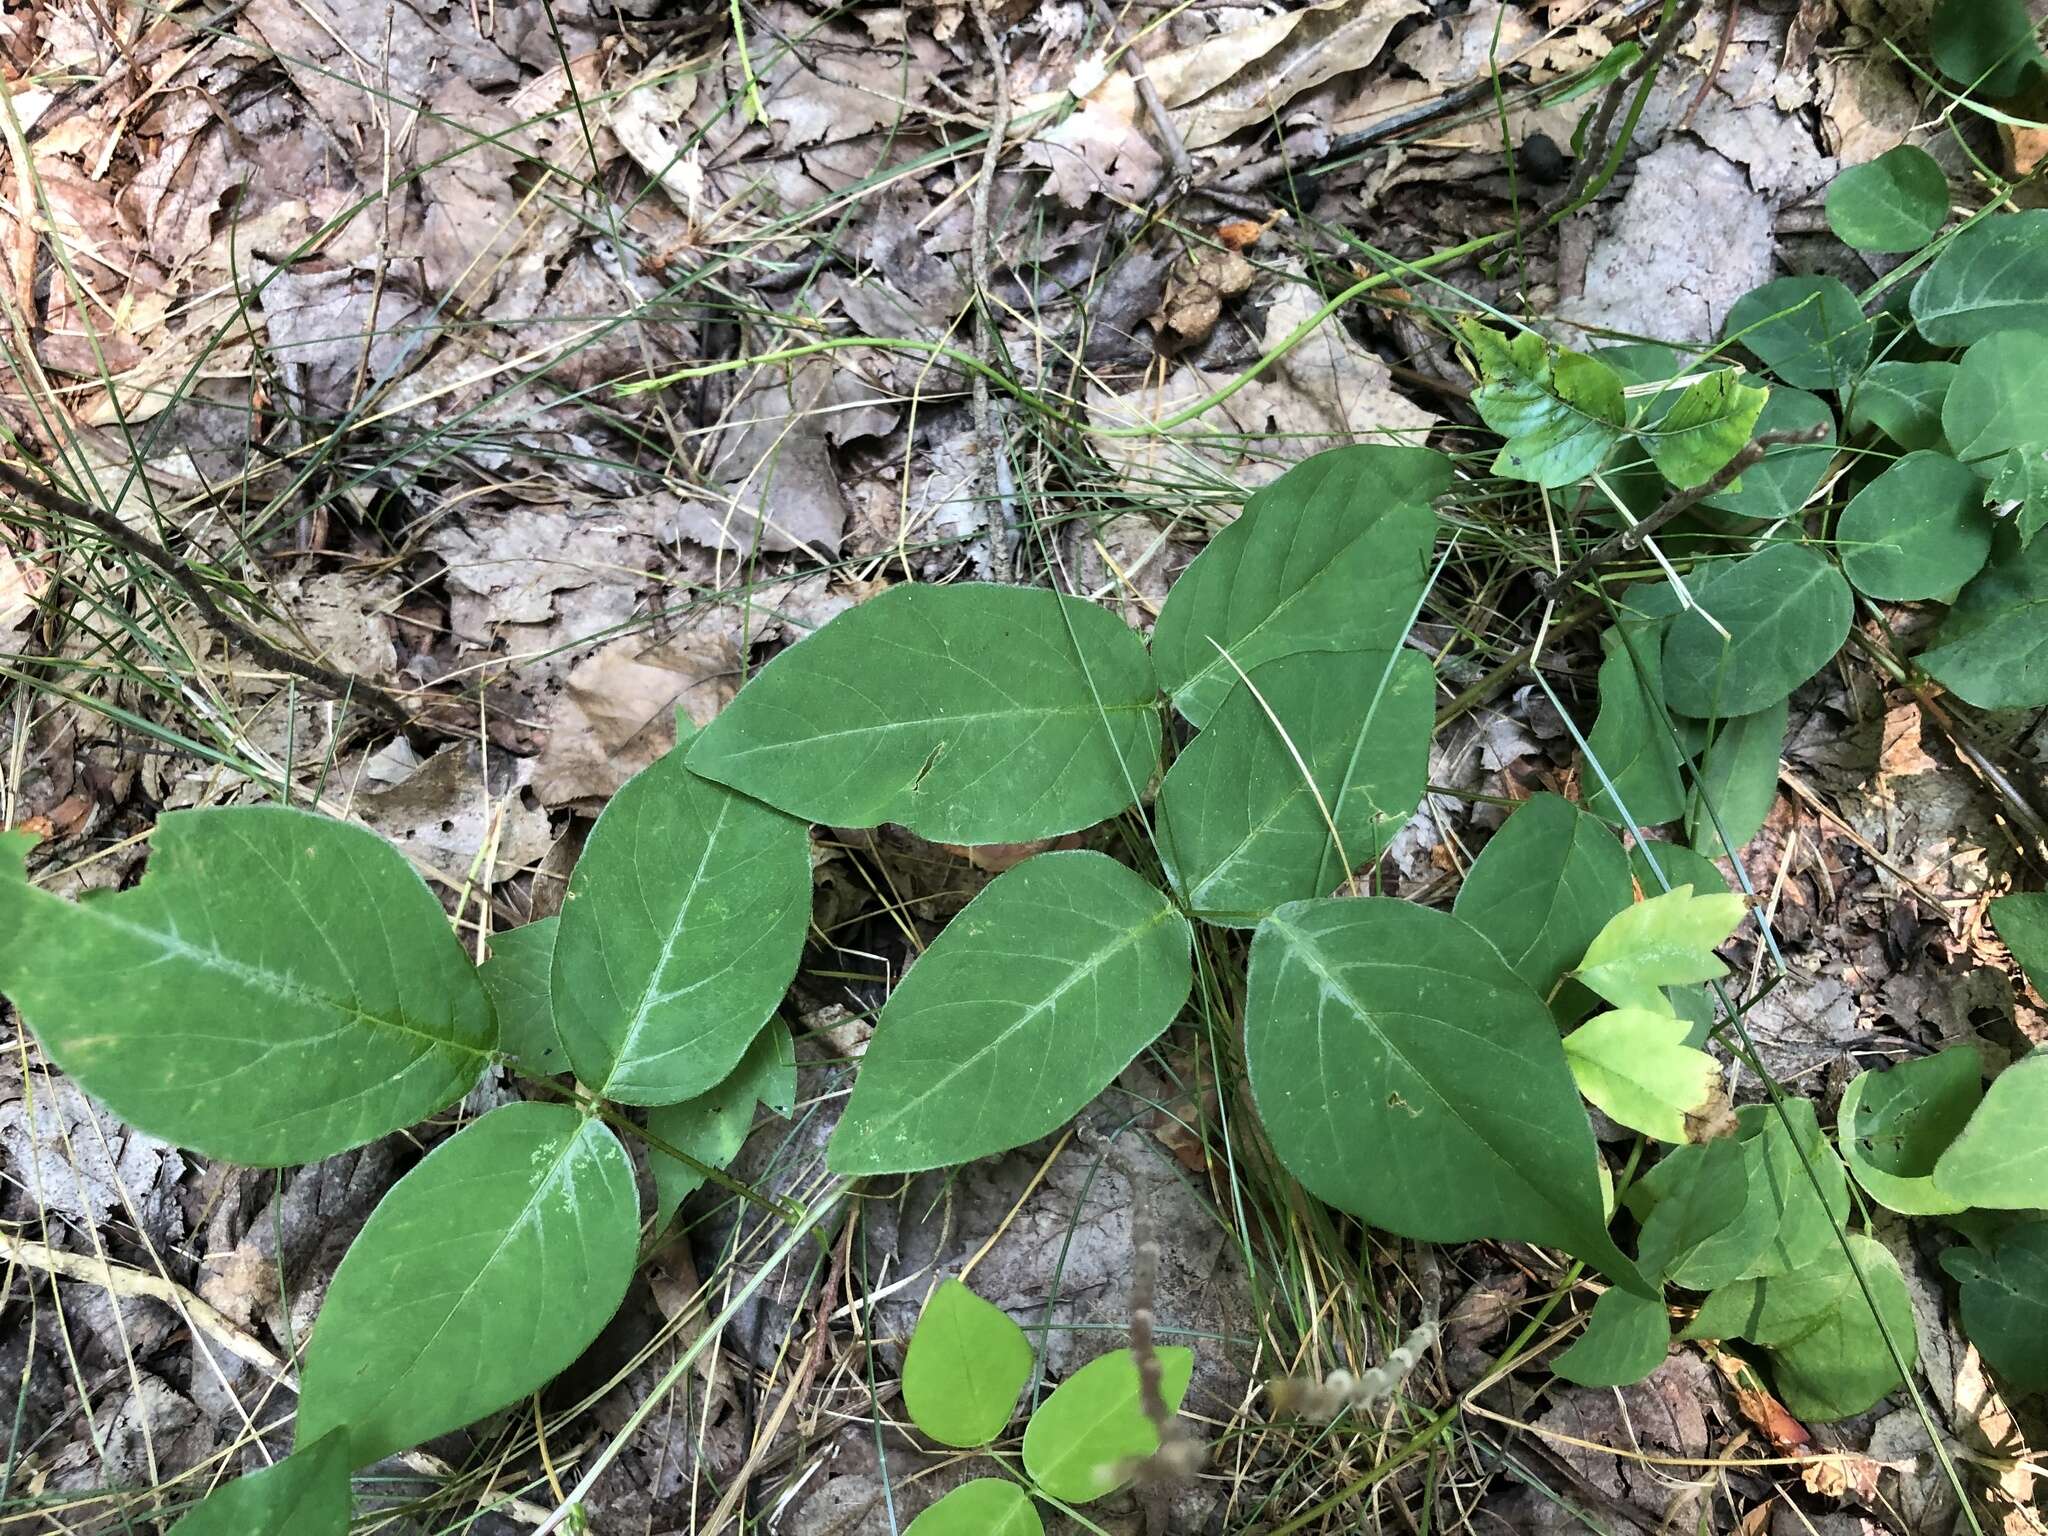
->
1582, 627, 1688, 828
1150, 445, 1445, 725
1452, 793, 1633, 999
1724, 276, 1872, 393
551, 744, 808, 1105
1825, 146, 1948, 253
478, 917, 561, 1073
1934, 1050, 2048, 1208
167, 1434, 349, 1536
1911, 210, 2048, 346
1991, 891, 2048, 994
1685, 699, 1787, 856
1837, 1048, 1981, 1216
647, 1019, 796, 1231
1837, 450, 1993, 600
1931, 0, 2044, 97
1021, 1346, 1193, 1504
828, 852, 1192, 1174
1920, 529, 2048, 709
687, 584, 1159, 843
1563, 1008, 1718, 1144
1157, 648, 1432, 927
296, 1102, 638, 1466
1847, 361, 1955, 454
1942, 331, 2048, 467
1700, 387, 1836, 523
1553, 1287, 1670, 1388
1942, 1224, 2048, 1393
902, 1280, 1035, 1447
1660, 544, 1852, 718
905, 1480, 1044, 1536
0, 811, 493, 1167
1246, 898, 1645, 1290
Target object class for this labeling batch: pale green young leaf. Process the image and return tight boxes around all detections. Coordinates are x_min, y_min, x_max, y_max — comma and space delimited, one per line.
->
828, 852, 1191, 1174
687, 583, 1160, 843
1943, 332, 2048, 467
1150, 446, 1445, 725
1685, 698, 1787, 856
1991, 891, 2048, 994
1247, 898, 1647, 1292
167, 1434, 349, 1536
1640, 371, 1768, 489
904, 1480, 1043, 1536
1582, 628, 1688, 829
1563, 1008, 1719, 1143
478, 917, 561, 1073
1933, 1051, 2048, 1208
1552, 1288, 1670, 1388
1452, 793, 1633, 998
1847, 361, 1955, 454
1911, 209, 2048, 346
1824, 145, 1948, 253
1724, 276, 1871, 393
1157, 648, 1432, 927
1574, 885, 1746, 1015
1660, 545, 1851, 718
1837, 1048, 1981, 1216
552, 745, 809, 1106
1942, 1225, 2048, 1393
1988, 446, 2048, 548
0, 812, 493, 1168
647, 1020, 796, 1231
902, 1280, 1035, 1447
296, 1103, 637, 1466
1021, 1347, 1193, 1504
1700, 387, 1836, 523
1459, 320, 1626, 487
1920, 530, 2048, 709
1837, 450, 1993, 601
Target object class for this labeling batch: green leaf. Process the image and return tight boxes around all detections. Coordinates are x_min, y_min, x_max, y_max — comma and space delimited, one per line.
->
1631, 840, 1729, 900
1931, 0, 2044, 96
1942, 1224, 2048, 1392
1934, 1050, 2048, 1208
1021, 1347, 1192, 1504
1700, 387, 1836, 523
828, 852, 1192, 1174
1641, 371, 1769, 489
1991, 891, 2048, 993
902, 1280, 1035, 1447
1246, 898, 1645, 1291
0, 811, 492, 1168
687, 583, 1159, 843
1150, 446, 1445, 726
1563, 1008, 1719, 1143
1632, 1136, 1757, 1288
1550, 39, 1641, 103
1574, 885, 1746, 1015
1660, 544, 1852, 718
1157, 648, 1432, 927
1837, 1048, 1981, 1216
478, 918, 562, 1073
1582, 628, 1688, 829
647, 1020, 796, 1231
551, 746, 808, 1106
905, 1480, 1044, 1536
296, 1103, 638, 1467
1724, 276, 1872, 393
1847, 361, 1956, 454
1686, 1234, 1914, 1420
1837, 450, 1994, 600
1920, 528, 2048, 709
1553, 1287, 1670, 1388
1739, 1100, 1852, 1280
1452, 793, 1633, 998
167, 1434, 349, 1536
1989, 446, 2048, 548
1685, 699, 1786, 856
1825, 146, 1949, 252
1911, 210, 2048, 346
1460, 320, 1627, 488
1944, 331, 2048, 470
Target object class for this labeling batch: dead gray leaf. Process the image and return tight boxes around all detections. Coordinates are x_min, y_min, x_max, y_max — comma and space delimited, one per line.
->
353, 742, 552, 878
0, 1076, 185, 1234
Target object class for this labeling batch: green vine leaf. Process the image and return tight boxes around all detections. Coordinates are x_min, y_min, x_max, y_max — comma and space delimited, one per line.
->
904, 1480, 1043, 1536
0, 811, 494, 1168
1930, 0, 2045, 98
1150, 445, 1445, 726
1562, 1008, 1719, 1143
1837, 1048, 1981, 1216
1451, 793, 1633, 999
1847, 361, 1956, 455
1836, 450, 1994, 601
1988, 446, 2048, 548
296, 1103, 638, 1466
1943, 332, 2048, 468
1942, 1224, 2048, 1393
687, 583, 1160, 843
551, 744, 809, 1106
647, 1020, 796, 1231
1246, 898, 1647, 1292
1919, 529, 2048, 710
1911, 209, 2048, 346
828, 852, 1192, 1174
1640, 371, 1768, 489
1553, 1287, 1670, 1389
1685, 699, 1788, 855
1459, 320, 1626, 488
1021, 1347, 1192, 1504
1933, 1050, 2048, 1208
1660, 544, 1852, 718
1631, 1136, 1753, 1288
478, 917, 562, 1074
1582, 627, 1689, 829
1574, 884, 1746, 1016
1824, 145, 1948, 253
1157, 648, 1431, 927
902, 1280, 1035, 1447
1724, 275, 1872, 393
1991, 891, 2048, 993
1700, 387, 1835, 524
166, 1434, 349, 1536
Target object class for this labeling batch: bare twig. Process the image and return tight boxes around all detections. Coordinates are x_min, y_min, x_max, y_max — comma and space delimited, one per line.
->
0, 456, 417, 729
1537, 423, 1831, 597
1088, 0, 1191, 191
1678, 0, 1741, 131
967, 0, 1019, 582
